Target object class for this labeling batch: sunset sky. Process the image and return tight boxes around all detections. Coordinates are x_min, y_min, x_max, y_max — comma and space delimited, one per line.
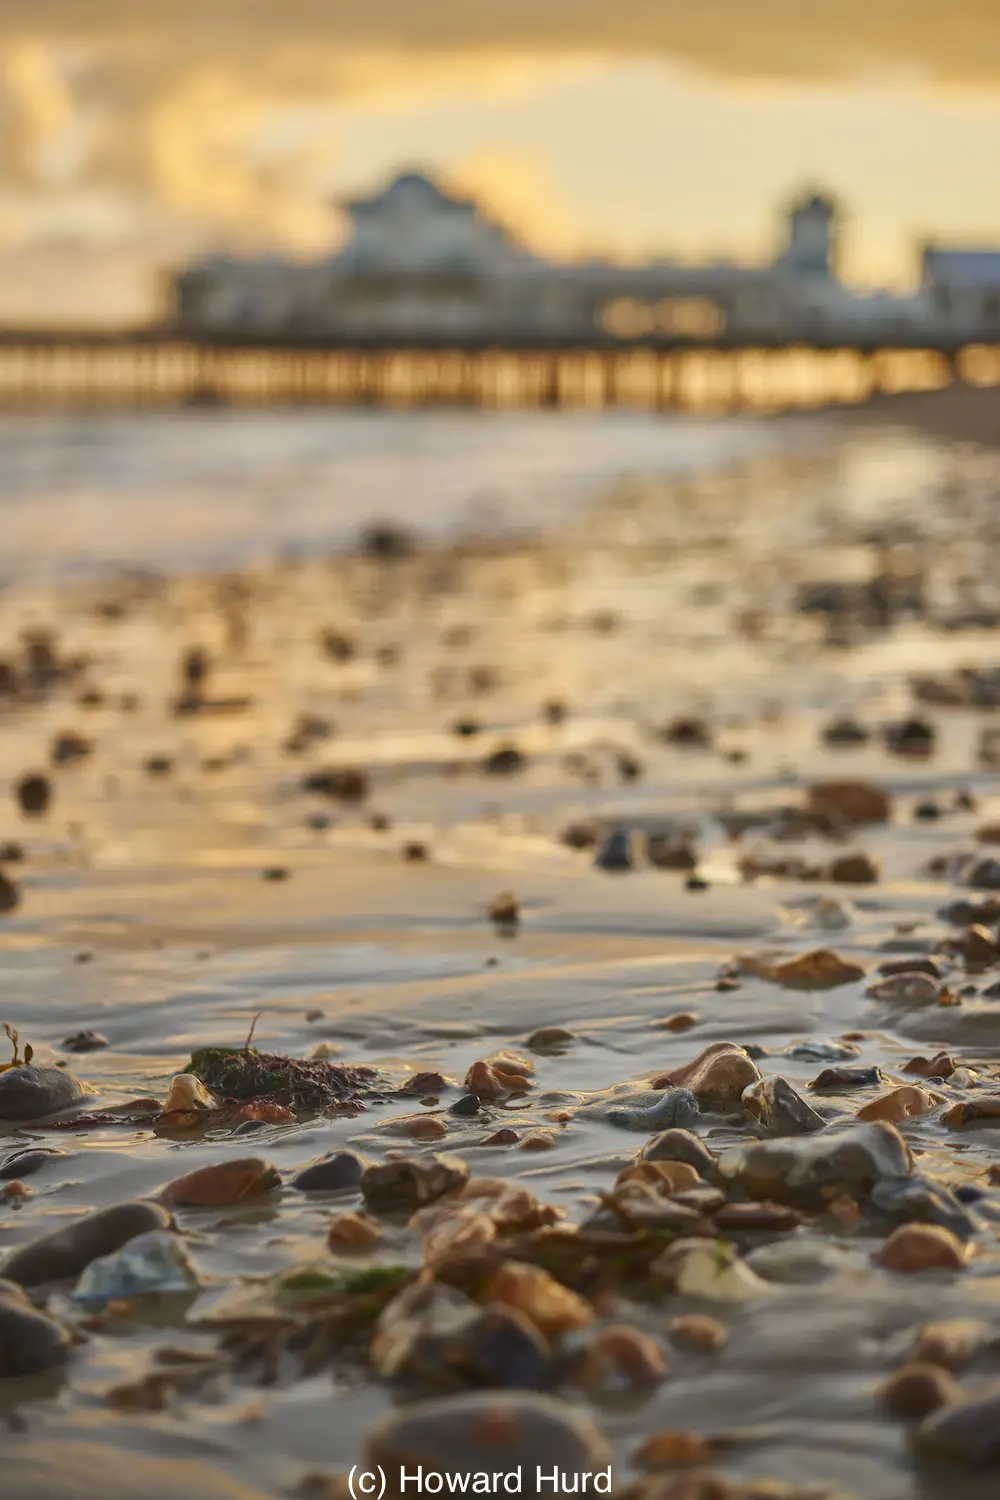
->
3, 2, 1000, 323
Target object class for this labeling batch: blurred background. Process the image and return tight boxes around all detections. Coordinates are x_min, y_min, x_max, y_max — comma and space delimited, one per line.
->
1, 1, 999, 581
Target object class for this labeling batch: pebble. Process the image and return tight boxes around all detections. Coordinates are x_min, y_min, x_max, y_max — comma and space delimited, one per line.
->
61, 1031, 108, 1052
805, 779, 891, 827
485, 1262, 592, 1338
15, 773, 52, 816
521, 1132, 557, 1151
877, 1363, 960, 1421
655, 1043, 761, 1104
449, 1094, 482, 1116
292, 1151, 365, 1193
911, 1319, 989, 1370
1, 1441, 277, 1500
876, 1223, 967, 1273
2, 1200, 171, 1286
526, 1027, 574, 1051
915, 1384, 1000, 1464
361, 1153, 469, 1213
594, 829, 638, 872
667, 1313, 728, 1353
0, 1147, 67, 1180
481, 1129, 519, 1146
405, 1117, 449, 1141
162, 1158, 281, 1207
327, 1211, 383, 1250
367, 1392, 611, 1497
578, 1324, 668, 1391
716, 1121, 913, 1207
643, 1128, 716, 1176
581, 1088, 700, 1131
810, 1064, 884, 1091
0, 1064, 84, 1121
653, 1238, 773, 1303
741, 1076, 826, 1135
857, 1085, 943, 1123
828, 852, 879, 884
0, 1281, 72, 1376
804, 896, 855, 930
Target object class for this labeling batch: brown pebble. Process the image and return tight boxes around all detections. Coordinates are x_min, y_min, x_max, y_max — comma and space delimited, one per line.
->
489, 891, 519, 927
876, 1362, 960, 1421
404, 1117, 448, 1141
658, 1013, 699, 1032
526, 1027, 574, 1050
162, 1158, 281, 1207
875, 1223, 967, 1274
713, 1202, 800, 1233
326, 1211, 382, 1250
520, 1132, 556, 1151
0, 1180, 29, 1199
827, 852, 879, 884
912, 1319, 987, 1370
402, 841, 428, 862
15, 773, 51, 817
668, 1314, 728, 1354
856, 1085, 941, 1123
480, 1129, 519, 1146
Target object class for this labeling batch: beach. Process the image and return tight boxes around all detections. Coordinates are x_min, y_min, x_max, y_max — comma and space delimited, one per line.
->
4, 391, 1000, 1499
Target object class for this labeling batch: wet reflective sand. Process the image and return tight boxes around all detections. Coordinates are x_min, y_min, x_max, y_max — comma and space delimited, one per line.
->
4, 403, 1000, 1498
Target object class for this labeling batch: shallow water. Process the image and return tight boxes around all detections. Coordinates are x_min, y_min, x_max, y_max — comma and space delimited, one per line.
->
3, 408, 1000, 1497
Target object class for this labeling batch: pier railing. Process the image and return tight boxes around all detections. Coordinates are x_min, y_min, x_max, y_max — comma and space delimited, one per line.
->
0, 332, 998, 412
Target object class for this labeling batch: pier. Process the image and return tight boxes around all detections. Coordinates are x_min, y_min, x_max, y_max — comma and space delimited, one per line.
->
0, 334, 999, 414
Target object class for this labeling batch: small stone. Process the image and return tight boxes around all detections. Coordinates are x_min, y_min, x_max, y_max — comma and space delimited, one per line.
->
716, 1121, 913, 1207
739, 949, 866, 990
877, 1363, 960, 1421
713, 1202, 801, 1233
875, 1223, 967, 1274
583, 1088, 700, 1131
327, 1211, 383, 1250
827, 852, 879, 884
914, 1384, 1000, 1464
162, 1158, 281, 1207
302, 766, 369, 801
361, 1154, 469, 1213
449, 1094, 481, 1116
0, 1065, 84, 1121
654, 1042, 760, 1104
903, 1052, 956, 1080
480, 1129, 519, 1146
643, 1129, 716, 1177
741, 1076, 825, 1135
866, 972, 941, 1006
61, 1030, 108, 1053
526, 1027, 574, 1051
667, 1314, 728, 1354
521, 1132, 556, 1151
490, 891, 520, 929
15, 773, 52, 816
406, 1117, 448, 1141
804, 896, 855, 930
163, 1074, 214, 1113
941, 1097, 1000, 1129
292, 1152, 365, 1193
647, 836, 697, 871
367, 1393, 611, 1498
483, 1262, 593, 1338
3, 1200, 171, 1286
0, 1284, 72, 1375
482, 745, 525, 775
577, 1325, 667, 1392
822, 717, 870, 747
653, 1239, 773, 1303
0, 1147, 66, 1179
658, 1013, 699, 1032
805, 780, 891, 827
857, 1086, 943, 1123
811, 1064, 885, 1091
594, 829, 638, 872
662, 717, 712, 748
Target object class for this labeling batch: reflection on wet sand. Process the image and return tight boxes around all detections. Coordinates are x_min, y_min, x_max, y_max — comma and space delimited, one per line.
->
5, 399, 1000, 1498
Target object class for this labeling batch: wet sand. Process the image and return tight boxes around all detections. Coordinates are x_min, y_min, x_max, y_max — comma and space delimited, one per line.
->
4, 404, 1000, 1499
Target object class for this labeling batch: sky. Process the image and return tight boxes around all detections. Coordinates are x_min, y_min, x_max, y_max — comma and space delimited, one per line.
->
2, 2, 1000, 323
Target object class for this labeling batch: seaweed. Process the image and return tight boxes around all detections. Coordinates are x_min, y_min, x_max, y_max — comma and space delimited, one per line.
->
183, 1044, 381, 1112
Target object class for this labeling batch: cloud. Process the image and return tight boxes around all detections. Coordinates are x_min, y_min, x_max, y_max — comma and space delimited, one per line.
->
4, 3, 1000, 86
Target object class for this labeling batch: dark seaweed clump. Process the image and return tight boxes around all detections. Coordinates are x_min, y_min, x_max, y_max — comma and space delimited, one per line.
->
185, 1046, 381, 1111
